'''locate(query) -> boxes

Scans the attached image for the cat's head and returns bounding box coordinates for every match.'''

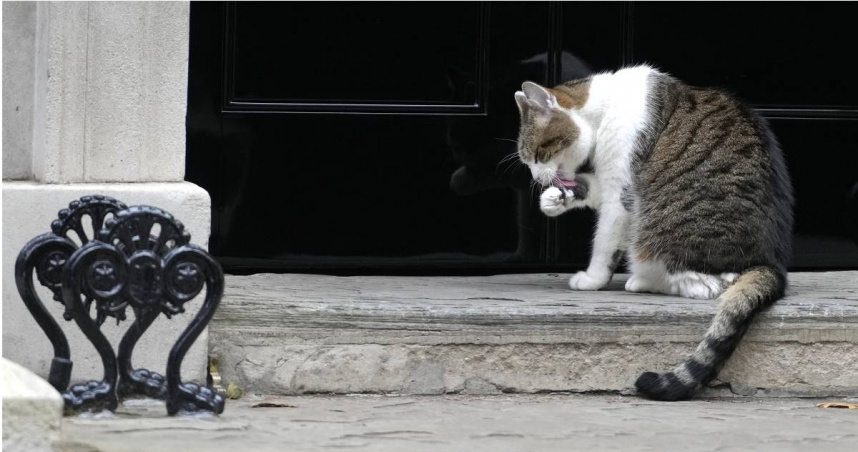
[515,81,594,187]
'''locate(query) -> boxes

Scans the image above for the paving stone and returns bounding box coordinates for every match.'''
[60,394,858,452]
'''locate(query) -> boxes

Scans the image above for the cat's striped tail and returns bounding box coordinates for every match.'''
[635,266,786,401]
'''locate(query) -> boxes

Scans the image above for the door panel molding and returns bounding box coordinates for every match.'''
[221,2,491,115]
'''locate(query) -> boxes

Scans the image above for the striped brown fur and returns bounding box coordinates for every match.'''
[631,73,793,400]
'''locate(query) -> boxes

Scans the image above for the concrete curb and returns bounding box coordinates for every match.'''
[2,357,63,452]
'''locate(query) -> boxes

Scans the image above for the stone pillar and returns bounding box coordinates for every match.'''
[2,2,210,384]
[2,1,38,180]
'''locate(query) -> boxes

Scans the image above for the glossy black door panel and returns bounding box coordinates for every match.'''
[632,3,858,110]
[226,2,487,113]
[560,2,625,77]
[769,119,858,268]
[218,115,523,262]
[189,2,564,273]
[187,2,858,274]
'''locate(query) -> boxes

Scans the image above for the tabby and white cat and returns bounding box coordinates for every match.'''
[515,65,794,401]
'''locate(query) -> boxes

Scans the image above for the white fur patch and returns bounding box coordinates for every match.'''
[568,66,653,290]
[625,259,672,295]
[539,187,567,217]
[624,257,737,301]
[668,272,725,300]
[721,272,739,284]
[569,270,609,291]
[529,65,675,293]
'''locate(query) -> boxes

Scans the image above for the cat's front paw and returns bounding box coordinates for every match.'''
[540,187,571,217]
[569,271,609,291]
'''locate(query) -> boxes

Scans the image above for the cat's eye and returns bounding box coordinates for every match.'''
[540,137,560,148]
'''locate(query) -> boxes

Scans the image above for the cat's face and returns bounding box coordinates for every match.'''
[515,82,593,187]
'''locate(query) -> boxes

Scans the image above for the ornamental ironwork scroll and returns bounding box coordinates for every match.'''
[15,195,225,415]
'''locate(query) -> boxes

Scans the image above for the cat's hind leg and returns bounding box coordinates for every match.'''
[626,255,738,300]
[624,259,674,295]
[668,272,737,300]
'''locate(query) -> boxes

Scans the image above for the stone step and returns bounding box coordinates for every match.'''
[210,272,858,397]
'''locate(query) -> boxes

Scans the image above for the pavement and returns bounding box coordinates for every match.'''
[60,394,858,452]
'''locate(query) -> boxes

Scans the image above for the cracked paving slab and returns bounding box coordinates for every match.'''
[60,394,858,452]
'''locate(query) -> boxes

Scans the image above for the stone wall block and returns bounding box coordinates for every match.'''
[84,2,189,182]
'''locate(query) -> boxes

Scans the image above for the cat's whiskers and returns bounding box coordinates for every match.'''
[493,137,519,144]
[497,152,524,178]
[528,179,540,199]
[497,151,520,166]
[498,162,519,178]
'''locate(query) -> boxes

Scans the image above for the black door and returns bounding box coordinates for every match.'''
[187,2,858,274]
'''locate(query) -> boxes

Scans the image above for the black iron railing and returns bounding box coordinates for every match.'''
[15,195,225,415]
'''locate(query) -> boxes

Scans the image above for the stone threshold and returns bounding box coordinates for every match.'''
[210,272,858,398]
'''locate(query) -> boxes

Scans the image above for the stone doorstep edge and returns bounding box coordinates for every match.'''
[208,340,858,398]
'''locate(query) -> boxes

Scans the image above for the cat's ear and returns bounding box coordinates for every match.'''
[522,81,558,109]
[514,91,529,115]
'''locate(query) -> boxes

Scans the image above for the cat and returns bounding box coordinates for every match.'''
[514,65,794,401]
